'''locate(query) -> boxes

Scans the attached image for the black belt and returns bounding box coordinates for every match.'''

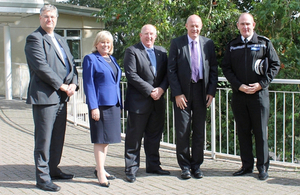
[191,79,203,83]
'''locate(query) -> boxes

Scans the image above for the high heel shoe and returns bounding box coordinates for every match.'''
[94,170,116,180]
[99,181,110,188]
[106,175,116,180]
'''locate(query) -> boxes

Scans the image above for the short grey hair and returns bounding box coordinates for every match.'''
[40,4,59,17]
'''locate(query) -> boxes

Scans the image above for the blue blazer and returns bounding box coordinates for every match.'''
[82,52,122,110]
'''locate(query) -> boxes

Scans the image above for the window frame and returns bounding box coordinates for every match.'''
[55,29,82,67]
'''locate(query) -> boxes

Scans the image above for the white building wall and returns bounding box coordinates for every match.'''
[0,12,103,98]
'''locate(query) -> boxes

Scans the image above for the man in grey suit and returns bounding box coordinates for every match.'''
[24,5,78,192]
[124,24,170,183]
[168,14,218,179]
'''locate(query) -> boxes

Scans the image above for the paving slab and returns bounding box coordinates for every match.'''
[0,97,299,194]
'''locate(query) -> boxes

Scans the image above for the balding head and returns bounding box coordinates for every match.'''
[185,15,203,40]
[140,24,157,48]
[237,13,256,38]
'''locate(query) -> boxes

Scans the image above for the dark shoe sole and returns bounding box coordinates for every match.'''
[94,170,116,180]
[36,183,61,192]
[125,175,136,183]
[99,181,110,187]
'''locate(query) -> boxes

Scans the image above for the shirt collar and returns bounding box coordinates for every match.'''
[141,42,154,50]
[241,34,253,42]
[48,33,55,38]
[187,35,199,44]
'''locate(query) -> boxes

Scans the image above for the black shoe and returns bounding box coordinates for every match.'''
[51,172,74,180]
[36,181,61,192]
[125,174,136,183]
[99,181,110,187]
[146,169,170,175]
[94,170,116,180]
[106,175,116,180]
[181,169,191,179]
[233,168,253,176]
[192,169,204,179]
[258,171,268,180]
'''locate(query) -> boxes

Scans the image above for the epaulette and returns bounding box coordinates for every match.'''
[257,35,270,42]
[228,37,239,45]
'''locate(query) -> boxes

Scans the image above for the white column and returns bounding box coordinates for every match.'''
[4,24,12,100]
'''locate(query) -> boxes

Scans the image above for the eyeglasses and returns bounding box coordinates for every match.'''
[41,15,57,19]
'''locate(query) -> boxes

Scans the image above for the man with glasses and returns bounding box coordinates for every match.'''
[25,4,78,191]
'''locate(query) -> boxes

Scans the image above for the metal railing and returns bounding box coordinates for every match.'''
[67,76,300,166]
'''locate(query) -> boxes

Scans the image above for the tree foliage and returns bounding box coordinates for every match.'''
[67,0,242,65]
[66,0,300,78]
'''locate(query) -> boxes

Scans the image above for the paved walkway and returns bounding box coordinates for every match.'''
[0,97,299,194]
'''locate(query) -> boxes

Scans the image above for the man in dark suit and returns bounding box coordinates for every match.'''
[124,24,170,183]
[168,14,218,179]
[24,5,78,192]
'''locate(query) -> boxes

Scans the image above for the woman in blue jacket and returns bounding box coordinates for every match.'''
[82,31,122,187]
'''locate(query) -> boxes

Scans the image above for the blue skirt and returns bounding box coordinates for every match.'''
[89,105,121,144]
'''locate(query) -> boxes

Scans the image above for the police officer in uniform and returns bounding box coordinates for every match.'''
[221,13,280,180]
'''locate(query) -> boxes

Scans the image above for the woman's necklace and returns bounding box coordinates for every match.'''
[103,56,111,63]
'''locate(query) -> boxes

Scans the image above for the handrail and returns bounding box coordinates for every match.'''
[66,76,300,167]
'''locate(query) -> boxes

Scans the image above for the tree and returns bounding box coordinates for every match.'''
[67,0,240,65]
[67,0,103,8]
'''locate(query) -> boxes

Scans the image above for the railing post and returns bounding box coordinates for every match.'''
[19,65,22,100]
[4,24,12,100]
[211,98,216,159]
[73,92,77,126]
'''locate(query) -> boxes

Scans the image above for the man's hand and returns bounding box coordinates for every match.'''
[59,84,68,92]
[150,87,164,100]
[175,94,188,110]
[60,83,77,97]
[239,83,262,94]
[66,84,77,97]
[206,95,213,108]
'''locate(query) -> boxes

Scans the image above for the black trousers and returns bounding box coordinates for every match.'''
[231,89,270,172]
[125,104,165,176]
[174,81,206,171]
[33,103,67,184]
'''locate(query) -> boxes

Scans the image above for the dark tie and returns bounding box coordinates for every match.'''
[244,38,248,44]
[147,48,156,75]
[191,40,200,82]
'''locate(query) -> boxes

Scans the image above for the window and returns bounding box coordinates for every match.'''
[55,29,82,67]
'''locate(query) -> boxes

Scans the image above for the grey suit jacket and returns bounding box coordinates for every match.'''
[168,34,218,101]
[124,42,168,114]
[25,26,78,105]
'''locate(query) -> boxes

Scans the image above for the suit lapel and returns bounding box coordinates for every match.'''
[55,34,74,79]
[153,46,160,76]
[182,35,191,68]
[56,35,70,65]
[199,36,206,71]
[138,43,155,77]
[45,34,65,65]
[94,52,117,82]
